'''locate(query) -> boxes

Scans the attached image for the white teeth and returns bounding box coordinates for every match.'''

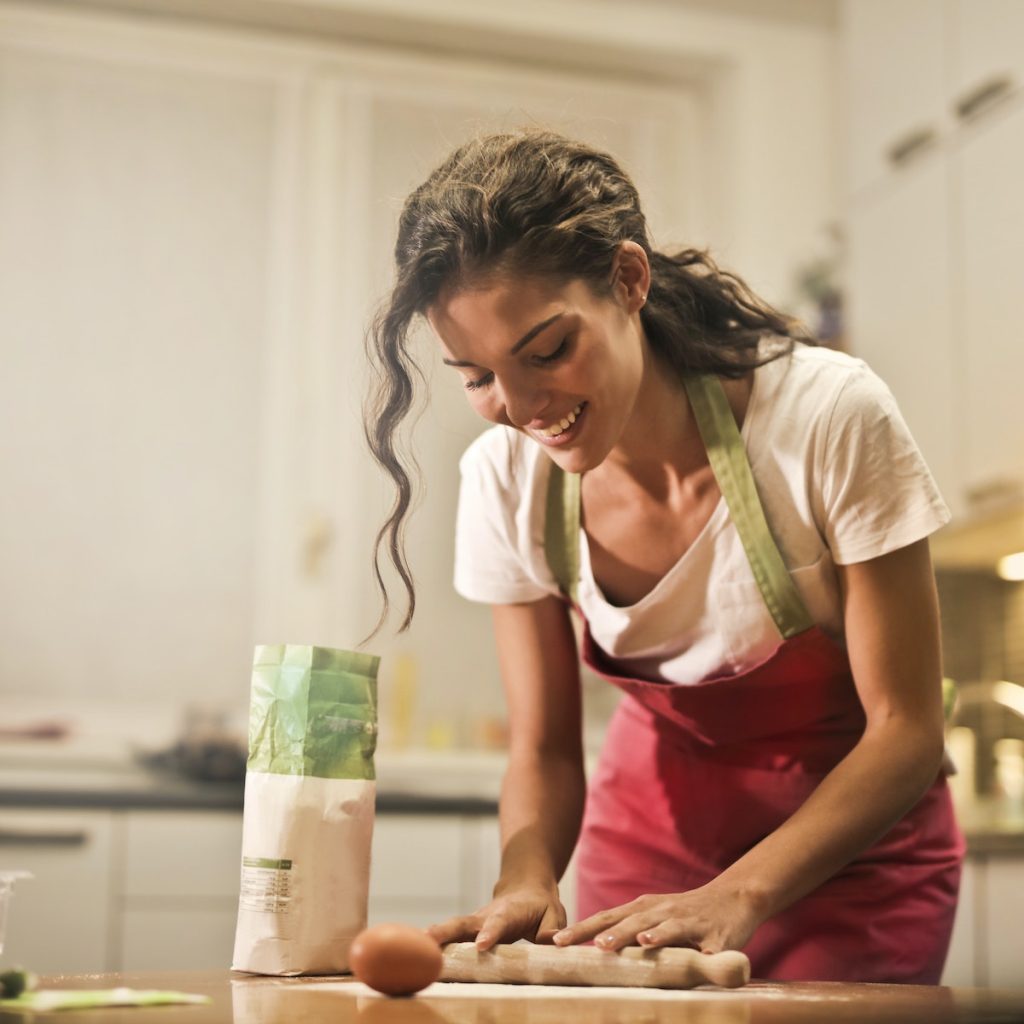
[540,403,583,437]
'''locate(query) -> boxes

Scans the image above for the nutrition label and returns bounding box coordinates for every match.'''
[239,857,293,914]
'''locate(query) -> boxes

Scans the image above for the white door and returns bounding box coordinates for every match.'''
[0,12,294,710]
[286,55,701,743]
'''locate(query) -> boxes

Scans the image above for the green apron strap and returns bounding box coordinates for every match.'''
[544,463,581,605]
[544,375,814,639]
[683,374,813,638]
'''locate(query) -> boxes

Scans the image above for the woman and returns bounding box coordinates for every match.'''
[365,130,964,983]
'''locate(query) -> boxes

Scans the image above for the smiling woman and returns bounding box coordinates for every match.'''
[362,129,964,985]
[365,131,805,629]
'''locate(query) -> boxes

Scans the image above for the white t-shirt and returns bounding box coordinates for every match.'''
[453,345,950,684]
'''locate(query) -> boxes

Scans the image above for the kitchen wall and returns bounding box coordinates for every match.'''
[0,0,840,750]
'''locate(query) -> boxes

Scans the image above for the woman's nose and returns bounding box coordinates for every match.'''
[500,378,549,429]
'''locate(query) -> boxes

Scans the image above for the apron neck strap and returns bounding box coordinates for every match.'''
[544,374,813,639]
[544,464,581,606]
[683,374,813,639]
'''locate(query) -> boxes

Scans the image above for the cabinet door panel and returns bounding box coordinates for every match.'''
[120,905,238,971]
[0,810,114,972]
[846,157,962,517]
[958,103,1024,502]
[984,857,1024,988]
[123,811,242,898]
[840,0,946,196]
[941,854,977,986]
[369,816,464,905]
[950,0,1024,110]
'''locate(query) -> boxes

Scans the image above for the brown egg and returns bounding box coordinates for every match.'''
[349,923,443,997]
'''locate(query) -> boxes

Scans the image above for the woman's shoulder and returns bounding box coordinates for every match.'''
[760,342,890,421]
[772,341,869,384]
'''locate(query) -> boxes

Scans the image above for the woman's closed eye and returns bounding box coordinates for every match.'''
[463,337,571,392]
[532,337,570,365]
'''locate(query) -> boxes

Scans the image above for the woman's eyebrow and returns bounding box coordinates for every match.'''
[442,311,565,368]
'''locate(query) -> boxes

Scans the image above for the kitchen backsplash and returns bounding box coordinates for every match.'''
[937,570,1024,684]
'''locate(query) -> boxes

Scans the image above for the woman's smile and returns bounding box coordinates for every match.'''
[530,401,587,446]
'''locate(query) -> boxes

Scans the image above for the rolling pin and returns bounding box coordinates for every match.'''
[439,942,750,990]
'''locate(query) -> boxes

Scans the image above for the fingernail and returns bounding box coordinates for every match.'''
[553,930,570,944]
[638,932,653,944]
[597,935,615,948]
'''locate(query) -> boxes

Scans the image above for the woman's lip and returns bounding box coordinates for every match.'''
[533,402,586,446]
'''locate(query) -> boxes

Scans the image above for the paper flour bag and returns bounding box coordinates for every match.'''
[232,643,378,975]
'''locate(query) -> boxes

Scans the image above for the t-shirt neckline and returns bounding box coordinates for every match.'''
[577,366,765,614]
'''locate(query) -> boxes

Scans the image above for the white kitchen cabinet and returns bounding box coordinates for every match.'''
[115,811,243,971]
[0,810,115,973]
[369,814,576,931]
[840,0,947,196]
[957,100,1024,507]
[948,0,1024,111]
[845,155,962,518]
[942,854,978,987]
[120,906,239,972]
[121,811,242,899]
[983,857,1024,988]
[369,814,472,928]
[842,0,1024,524]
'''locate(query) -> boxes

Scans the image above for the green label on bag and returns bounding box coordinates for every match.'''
[242,857,292,870]
[246,644,379,780]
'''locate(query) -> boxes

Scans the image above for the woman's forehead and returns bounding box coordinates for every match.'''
[428,277,584,346]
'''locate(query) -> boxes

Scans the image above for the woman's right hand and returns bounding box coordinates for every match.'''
[426,882,567,951]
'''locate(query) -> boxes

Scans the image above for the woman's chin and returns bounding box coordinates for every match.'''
[545,445,602,476]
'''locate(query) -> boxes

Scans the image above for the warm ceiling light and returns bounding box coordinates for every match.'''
[997,552,1024,581]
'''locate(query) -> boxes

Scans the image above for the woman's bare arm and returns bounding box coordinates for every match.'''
[429,595,586,949]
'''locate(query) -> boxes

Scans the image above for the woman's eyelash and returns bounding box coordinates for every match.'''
[462,337,570,392]
[534,338,569,364]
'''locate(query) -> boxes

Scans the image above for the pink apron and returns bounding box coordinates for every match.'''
[545,374,965,984]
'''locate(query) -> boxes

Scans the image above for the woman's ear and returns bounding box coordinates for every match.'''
[611,241,651,313]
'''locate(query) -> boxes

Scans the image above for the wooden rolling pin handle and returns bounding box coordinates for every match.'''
[439,942,751,990]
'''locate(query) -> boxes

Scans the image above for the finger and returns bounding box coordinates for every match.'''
[635,918,704,950]
[475,909,516,951]
[553,905,629,946]
[534,902,567,944]
[592,912,665,951]
[426,914,483,946]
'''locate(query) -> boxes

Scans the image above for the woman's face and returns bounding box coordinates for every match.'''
[427,271,648,474]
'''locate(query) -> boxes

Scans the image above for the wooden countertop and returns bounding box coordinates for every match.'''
[4,970,1023,1023]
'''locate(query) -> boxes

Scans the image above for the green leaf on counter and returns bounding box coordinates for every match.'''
[0,988,211,1012]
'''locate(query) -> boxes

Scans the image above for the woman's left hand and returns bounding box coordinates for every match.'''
[552,881,762,954]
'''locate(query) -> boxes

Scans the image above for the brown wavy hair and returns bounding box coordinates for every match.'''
[364,129,811,635]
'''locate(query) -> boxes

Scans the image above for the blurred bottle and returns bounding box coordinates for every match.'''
[994,737,1024,823]
[386,653,417,751]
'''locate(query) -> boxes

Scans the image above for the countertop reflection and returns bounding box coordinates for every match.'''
[5,970,1024,1024]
